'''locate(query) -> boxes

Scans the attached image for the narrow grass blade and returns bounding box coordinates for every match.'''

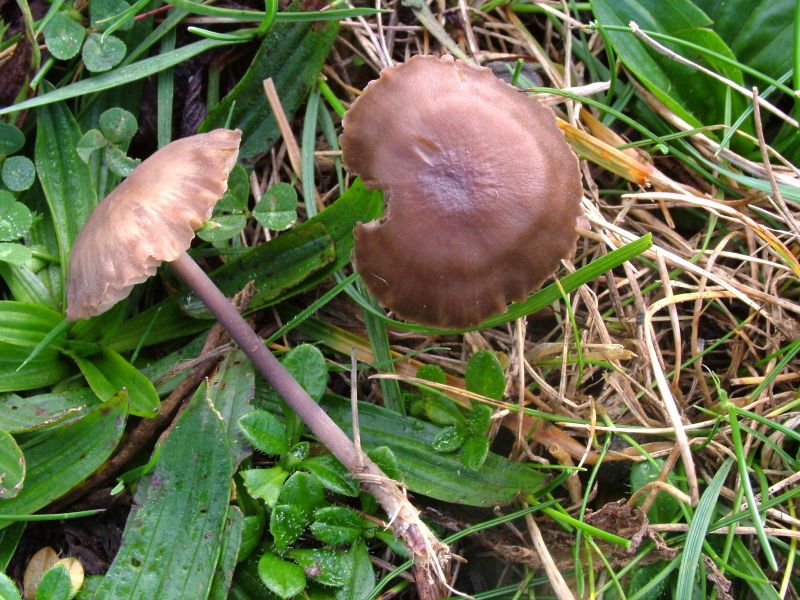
[676,458,734,598]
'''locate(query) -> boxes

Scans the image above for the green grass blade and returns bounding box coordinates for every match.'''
[676,458,733,598]
[0,39,234,116]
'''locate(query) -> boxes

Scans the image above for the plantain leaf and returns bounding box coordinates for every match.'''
[0,390,98,433]
[692,0,793,79]
[0,343,72,393]
[0,430,24,499]
[319,395,544,507]
[208,507,243,600]
[591,0,745,128]
[0,302,66,348]
[206,350,255,468]
[73,348,159,417]
[0,392,126,527]
[94,383,232,599]
[200,19,338,159]
[35,96,97,302]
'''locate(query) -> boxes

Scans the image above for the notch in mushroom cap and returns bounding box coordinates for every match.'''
[66,129,241,321]
[340,55,583,328]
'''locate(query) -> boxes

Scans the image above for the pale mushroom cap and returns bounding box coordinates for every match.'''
[340,55,583,328]
[66,129,241,321]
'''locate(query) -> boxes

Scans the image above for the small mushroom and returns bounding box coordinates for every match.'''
[66,129,447,576]
[340,55,583,328]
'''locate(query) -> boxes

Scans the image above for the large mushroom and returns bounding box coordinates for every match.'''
[340,55,583,328]
[67,129,447,582]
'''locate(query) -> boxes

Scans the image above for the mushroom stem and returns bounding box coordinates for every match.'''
[169,252,447,567]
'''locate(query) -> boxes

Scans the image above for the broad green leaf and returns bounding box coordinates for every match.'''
[208,507,243,600]
[319,394,545,507]
[300,454,359,497]
[467,404,492,435]
[1,157,36,192]
[0,572,21,600]
[215,165,249,213]
[336,540,375,600]
[196,215,247,243]
[591,0,745,127]
[240,466,289,508]
[98,107,137,143]
[0,244,31,266]
[0,123,24,156]
[82,33,126,73]
[692,0,793,79]
[431,425,465,453]
[102,145,139,177]
[35,96,97,298]
[465,351,505,401]
[630,460,681,523]
[417,364,462,426]
[287,549,349,587]
[0,261,54,307]
[0,343,72,392]
[35,565,72,600]
[0,392,126,527]
[43,13,85,60]
[238,514,265,564]
[207,350,255,469]
[75,130,107,163]
[238,410,288,456]
[0,193,33,241]
[310,507,369,546]
[200,19,338,159]
[278,471,325,517]
[461,434,490,471]
[73,348,159,417]
[0,301,65,347]
[0,430,24,499]
[270,504,307,551]
[254,183,298,231]
[258,551,306,599]
[280,345,328,402]
[95,384,232,599]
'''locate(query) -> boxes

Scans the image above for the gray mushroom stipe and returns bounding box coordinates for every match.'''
[340,55,584,328]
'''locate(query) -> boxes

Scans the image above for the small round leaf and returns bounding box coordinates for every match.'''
[2,156,36,192]
[216,164,249,213]
[44,13,85,60]
[90,0,134,31]
[0,122,24,156]
[196,214,247,242]
[76,129,107,163]
[0,572,21,600]
[99,107,137,143]
[253,183,297,231]
[0,243,32,266]
[82,33,126,73]
[103,145,140,177]
[0,191,33,240]
[258,551,306,599]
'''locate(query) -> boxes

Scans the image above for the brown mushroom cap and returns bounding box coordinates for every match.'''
[66,129,241,321]
[340,55,583,328]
